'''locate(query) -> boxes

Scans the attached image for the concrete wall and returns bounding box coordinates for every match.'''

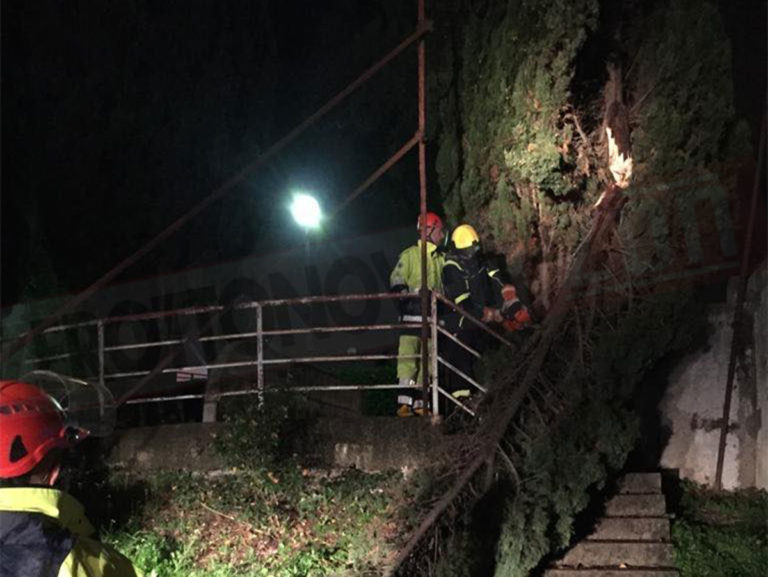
[107,417,455,474]
[660,264,766,489]
[752,265,768,489]
[108,422,225,471]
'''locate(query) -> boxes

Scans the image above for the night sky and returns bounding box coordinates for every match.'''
[1,0,765,307]
[1,1,422,306]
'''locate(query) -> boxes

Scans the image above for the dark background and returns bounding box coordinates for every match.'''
[1,0,764,307]
[1,1,424,306]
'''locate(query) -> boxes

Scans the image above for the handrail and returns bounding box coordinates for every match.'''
[3,293,416,339]
[13,290,520,420]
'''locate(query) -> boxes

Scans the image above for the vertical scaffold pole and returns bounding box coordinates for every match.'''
[417,0,430,410]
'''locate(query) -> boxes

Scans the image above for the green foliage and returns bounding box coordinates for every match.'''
[432,0,750,302]
[630,0,751,175]
[432,0,599,248]
[427,0,749,569]
[429,285,707,577]
[214,395,291,469]
[672,482,768,577]
[490,401,640,577]
[108,531,200,577]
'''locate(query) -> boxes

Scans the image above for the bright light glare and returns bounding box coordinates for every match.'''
[289,193,322,230]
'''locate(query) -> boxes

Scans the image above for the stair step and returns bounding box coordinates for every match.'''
[605,494,667,517]
[620,473,662,494]
[556,541,675,568]
[587,517,670,541]
[545,570,678,577]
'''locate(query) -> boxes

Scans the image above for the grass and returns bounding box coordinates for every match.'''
[672,481,767,577]
[102,466,409,576]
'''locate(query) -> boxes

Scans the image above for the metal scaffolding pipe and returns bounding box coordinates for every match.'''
[714,117,766,490]
[418,0,430,408]
[122,382,417,406]
[333,133,420,216]
[438,356,487,394]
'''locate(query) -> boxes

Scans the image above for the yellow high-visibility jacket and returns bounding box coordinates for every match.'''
[0,487,142,577]
[389,240,445,320]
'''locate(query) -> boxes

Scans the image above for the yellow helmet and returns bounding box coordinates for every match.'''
[451,224,480,249]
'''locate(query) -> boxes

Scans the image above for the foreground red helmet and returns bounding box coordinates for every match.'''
[417,212,443,231]
[0,380,74,479]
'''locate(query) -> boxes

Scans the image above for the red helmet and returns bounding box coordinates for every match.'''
[417,212,443,231]
[0,380,75,479]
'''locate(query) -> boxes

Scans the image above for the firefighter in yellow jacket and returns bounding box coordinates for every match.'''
[0,379,141,577]
[390,212,445,416]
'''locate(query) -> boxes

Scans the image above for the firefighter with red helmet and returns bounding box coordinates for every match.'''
[0,378,141,576]
[390,212,445,416]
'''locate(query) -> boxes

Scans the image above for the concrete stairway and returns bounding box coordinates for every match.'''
[544,473,678,577]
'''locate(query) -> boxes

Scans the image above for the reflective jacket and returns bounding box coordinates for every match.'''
[390,241,445,320]
[442,251,503,332]
[0,487,141,577]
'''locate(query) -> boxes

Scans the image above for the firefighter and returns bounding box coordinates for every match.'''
[441,224,530,404]
[390,212,445,416]
[0,379,142,577]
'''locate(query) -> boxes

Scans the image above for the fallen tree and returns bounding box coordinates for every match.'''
[387,1,750,573]
[386,181,635,575]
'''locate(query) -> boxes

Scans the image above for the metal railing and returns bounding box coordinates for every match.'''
[10,291,515,421]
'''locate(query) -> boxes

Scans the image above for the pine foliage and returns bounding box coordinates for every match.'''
[409,0,750,575]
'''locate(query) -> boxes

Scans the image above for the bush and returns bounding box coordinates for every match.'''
[672,482,768,577]
[215,394,292,470]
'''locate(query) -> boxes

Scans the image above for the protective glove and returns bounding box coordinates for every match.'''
[482,307,503,323]
[391,284,412,316]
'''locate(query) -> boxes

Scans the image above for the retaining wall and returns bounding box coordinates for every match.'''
[660,265,767,489]
[107,416,453,473]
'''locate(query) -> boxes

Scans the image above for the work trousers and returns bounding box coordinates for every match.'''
[440,327,481,397]
[397,334,432,384]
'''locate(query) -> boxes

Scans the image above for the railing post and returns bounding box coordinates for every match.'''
[256,303,264,407]
[202,381,220,423]
[430,290,439,420]
[97,321,105,389]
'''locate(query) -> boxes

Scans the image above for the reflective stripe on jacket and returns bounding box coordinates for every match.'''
[442,255,503,331]
[0,487,142,577]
